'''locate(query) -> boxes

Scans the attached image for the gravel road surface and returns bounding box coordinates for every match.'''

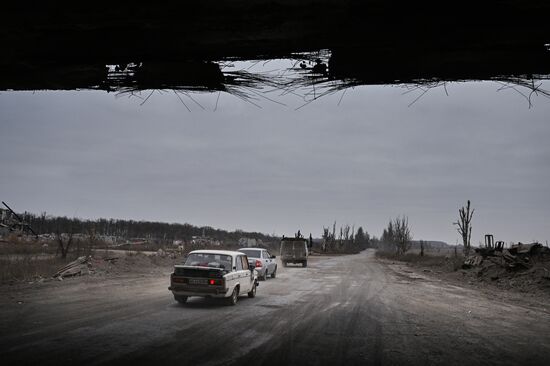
[1,249,549,365]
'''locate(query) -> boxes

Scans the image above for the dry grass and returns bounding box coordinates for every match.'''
[0,256,69,283]
[375,248,465,271]
[0,238,56,256]
[0,237,96,283]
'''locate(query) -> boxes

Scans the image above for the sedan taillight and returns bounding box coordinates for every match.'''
[255,259,262,268]
[171,276,186,284]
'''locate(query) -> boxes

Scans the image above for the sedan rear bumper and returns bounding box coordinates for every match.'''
[169,285,229,298]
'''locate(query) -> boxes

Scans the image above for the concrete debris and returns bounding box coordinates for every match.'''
[463,255,483,268]
[509,242,546,255]
[53,256,127,279]
[465,243,550,271]
[53,256,91,279]
[155,248,180,259]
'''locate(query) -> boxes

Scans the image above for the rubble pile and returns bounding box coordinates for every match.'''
[465,243,549,269]
[53,256,92,279]
[462,243,550,288]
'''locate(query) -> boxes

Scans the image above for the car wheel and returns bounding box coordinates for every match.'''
[174,295,188,304]
[271,266,277,278]
[247,283,257,298]
[260,270,267,281]
[302,261,307,267]
[227,287,239,306]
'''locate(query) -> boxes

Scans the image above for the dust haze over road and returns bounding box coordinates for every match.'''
[1,250,549,366]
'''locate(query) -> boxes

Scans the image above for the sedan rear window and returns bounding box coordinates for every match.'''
[184,253,232,269]
[239,249,261,258]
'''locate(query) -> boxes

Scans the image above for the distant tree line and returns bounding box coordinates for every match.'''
[17,211,277,244]
[321,222,374,253]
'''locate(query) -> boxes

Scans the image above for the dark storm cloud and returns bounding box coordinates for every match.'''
[1,80,549,244]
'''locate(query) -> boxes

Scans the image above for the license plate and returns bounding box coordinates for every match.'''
[189,278,207,285]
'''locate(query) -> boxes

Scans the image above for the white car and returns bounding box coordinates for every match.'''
[238,247,277,280]
[169,250,258,305]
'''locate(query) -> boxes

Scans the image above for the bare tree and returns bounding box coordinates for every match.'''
[322,226,332,252]
[331,221,336,251]
[392,216,412,256]
[454,200,474,256]
[343,225,351,243]
[56,230,74,259]
[342,224,352,251]
[355,226,369,249]
[379,220,394,252]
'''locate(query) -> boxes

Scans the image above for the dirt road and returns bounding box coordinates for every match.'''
[1,249,549,366]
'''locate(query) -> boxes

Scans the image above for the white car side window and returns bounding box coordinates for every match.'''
[241,256,249,270]
[236,256,243,271]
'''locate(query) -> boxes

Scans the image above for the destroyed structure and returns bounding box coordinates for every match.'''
[463,234,550,277]
[0,202,37,238]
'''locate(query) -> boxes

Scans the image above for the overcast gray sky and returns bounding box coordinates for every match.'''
[1,74,549,244]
